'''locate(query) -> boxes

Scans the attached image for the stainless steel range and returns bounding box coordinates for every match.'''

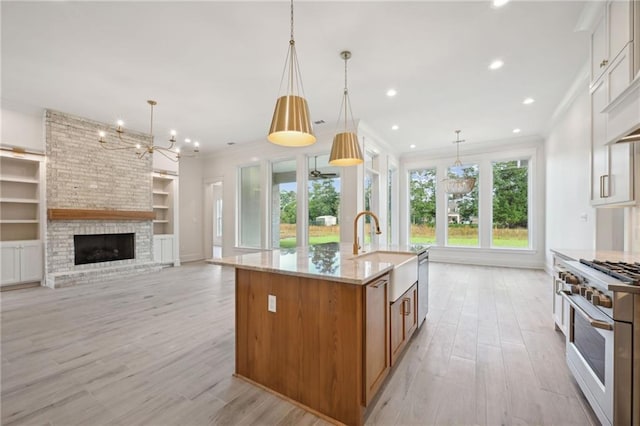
[553,255,639,426]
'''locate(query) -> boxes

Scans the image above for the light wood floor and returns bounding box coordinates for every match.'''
[1,262,598,425]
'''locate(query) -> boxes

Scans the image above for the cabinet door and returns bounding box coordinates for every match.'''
[607,0,632,63]
[390,297,405,366]
[607,44,633,103]
[0,245,21,285]
[607,142,635,204]
[19,242,42,283]
[161,236,174,263]
[153,236,163,262]
[364,275,390,406]
[403,284,418,340]
[591,11,607,83]
[591,78,609,205]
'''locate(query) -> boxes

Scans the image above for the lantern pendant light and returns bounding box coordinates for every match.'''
[267,0,316,147]
[443,130,476,194]
[329,50,363,166]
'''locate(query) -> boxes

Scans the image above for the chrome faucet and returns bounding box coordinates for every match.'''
[353,211,382,255]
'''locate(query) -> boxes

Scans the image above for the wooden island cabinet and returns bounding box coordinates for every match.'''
[210,243,425,426]
[235,268,390,425]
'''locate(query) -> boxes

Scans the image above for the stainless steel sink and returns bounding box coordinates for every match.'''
[352,251,417,301]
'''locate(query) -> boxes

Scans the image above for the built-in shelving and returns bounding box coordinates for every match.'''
[0,154,43,242]
[152,171,179,266]
[152,173,175,235]
[0,151,45,286]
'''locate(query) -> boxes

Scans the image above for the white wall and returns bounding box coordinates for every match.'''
[1,100,44,151]
[178,156,205,262]
[544,75,596,270]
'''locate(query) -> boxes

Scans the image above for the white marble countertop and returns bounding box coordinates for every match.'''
[207,243,430,285]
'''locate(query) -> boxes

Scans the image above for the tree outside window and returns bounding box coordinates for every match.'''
[492,159,528,248]
[409,168,436,244]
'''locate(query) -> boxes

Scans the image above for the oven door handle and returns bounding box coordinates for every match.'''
[560,291,613,331]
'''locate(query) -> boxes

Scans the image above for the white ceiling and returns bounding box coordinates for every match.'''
[2,1,588,155]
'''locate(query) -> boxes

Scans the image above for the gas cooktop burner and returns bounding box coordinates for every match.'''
[579,259,640,286]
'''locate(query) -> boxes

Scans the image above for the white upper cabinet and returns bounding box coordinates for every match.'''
[589,0,636,207]
[590,0,634,87]
[591,12,608,83]
[608,0,633,63]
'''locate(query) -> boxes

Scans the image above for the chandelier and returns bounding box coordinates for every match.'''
[443,130,476,195]
[267,0,315,146]
[98,100,199,162]
[329,50,363,166]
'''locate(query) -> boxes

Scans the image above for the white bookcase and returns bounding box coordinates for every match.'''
[152,172,179,266]
[0,150,45,286]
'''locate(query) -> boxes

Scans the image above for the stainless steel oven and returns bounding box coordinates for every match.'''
[555,258,636,426]
[562,291,615,424]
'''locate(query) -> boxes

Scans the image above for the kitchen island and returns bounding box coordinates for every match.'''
[208,243,426,425]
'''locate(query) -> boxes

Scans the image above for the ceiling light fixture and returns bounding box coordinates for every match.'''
[329,50,363,166]
[410,144,416,149]
[392,125,399,130]
[267,0,315,147]
[523,97,535,105]
[386,89,397,97]
[513,128,521,133]
[489,59,504,70]
[98,100,198,163]
[443,130,476,195]
[492,0,510,7]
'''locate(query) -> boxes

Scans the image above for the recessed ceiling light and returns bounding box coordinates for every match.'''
[386,89,397,97]
[492,0,510,7]
[489,59,504,70]
[392,125,399,130]
[523,97,535,105]
[513,128,521,133]
[410,144,416,149]
[184,138,191,143]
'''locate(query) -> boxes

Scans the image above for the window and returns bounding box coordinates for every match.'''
[272,159,297,248]
[446,164,479,246]
[238,165,261,248]
[387,166,396,245]
[364,150,379,244]
[308,154,340,245]
[409,168,436,244]
[492,159,529,248]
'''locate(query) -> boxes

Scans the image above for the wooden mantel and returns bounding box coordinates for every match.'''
[47,208,155,221]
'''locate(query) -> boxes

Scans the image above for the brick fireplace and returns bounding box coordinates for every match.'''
[45,110,161,288]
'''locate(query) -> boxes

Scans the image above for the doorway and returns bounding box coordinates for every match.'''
[211,180,223,258]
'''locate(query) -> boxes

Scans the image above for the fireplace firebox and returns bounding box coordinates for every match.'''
[74,233,135,265]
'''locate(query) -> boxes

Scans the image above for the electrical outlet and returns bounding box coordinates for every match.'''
[268,294,276,313]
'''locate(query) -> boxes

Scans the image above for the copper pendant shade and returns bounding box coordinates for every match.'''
[329,50,363,166]
[268,95,315,146]
[329,132,363,166]
[267,0,316,147]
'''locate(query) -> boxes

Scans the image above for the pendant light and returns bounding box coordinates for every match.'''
[329,50,363,166]
[267,0,315,147]
[443,130,476,194]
